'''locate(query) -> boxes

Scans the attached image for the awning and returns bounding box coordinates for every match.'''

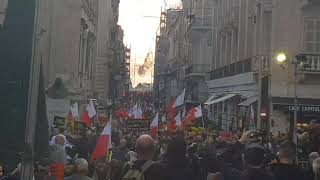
[208,94,238,105]
[204,94,217,105]
[238,96,258,106]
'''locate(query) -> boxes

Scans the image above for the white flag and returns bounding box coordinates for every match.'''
[182,106,186,118]
[86,100,97,118]
[173,89,185,108]
[194,105,202,118]
[175,111,182,127]
[150,113,159,128]
[70,102,79,117]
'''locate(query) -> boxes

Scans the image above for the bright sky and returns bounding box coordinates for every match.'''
[118,0,181,87]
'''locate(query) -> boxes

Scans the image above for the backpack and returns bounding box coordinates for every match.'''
[121,160,155,180]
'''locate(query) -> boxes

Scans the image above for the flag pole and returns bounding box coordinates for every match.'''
[201,105,205,129]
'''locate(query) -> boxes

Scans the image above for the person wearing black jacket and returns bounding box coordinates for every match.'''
[269,141,305,180]
[161,135,196,180]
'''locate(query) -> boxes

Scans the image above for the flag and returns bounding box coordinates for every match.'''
[82,111,91,127]
[173,89,185,108]
[150,113,159,139]
[91,121,112,160]
[129,104,143,119]
[175,111,182,127]
[70,102,79,117]
[167,100,176,121]
[181,105,202,128]
[86,100,96,118]
[182,106,186,118]
[194,105,202,118]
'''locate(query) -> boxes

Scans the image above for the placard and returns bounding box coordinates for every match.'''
[126,119,150,132]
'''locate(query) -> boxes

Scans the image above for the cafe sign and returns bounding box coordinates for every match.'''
[288,105,320,112]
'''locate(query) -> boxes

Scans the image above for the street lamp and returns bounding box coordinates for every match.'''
[276,53,287,63]
[275,52,298,145]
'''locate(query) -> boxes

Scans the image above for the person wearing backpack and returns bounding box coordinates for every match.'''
[121,135,164,180]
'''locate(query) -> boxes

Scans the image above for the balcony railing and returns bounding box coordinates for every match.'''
[185,64,210,77]
[187,17,212,31]
[297,54,320,72]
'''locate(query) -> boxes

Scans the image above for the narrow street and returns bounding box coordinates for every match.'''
[1,0,320,180]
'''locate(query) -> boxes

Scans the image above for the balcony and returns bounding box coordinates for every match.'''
[300,0,319,8]
[296,54,320,73]
[185,64,210,78]
[221,6,239,31]
[187,17,212,39]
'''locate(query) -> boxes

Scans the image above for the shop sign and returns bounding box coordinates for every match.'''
[288,105,320,112]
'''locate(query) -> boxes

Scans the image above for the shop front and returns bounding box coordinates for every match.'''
[272,97,320,133]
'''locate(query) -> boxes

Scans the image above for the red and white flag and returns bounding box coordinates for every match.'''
[86,100,97,118]
[82,111,92,127]
[91,121,112,160]
[173,89,185,108]
[150,113,159,139]
[181,105,203,128]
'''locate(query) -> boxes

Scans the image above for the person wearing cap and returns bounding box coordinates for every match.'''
[64,158,92,180]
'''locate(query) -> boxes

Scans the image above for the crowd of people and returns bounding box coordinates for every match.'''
[1,91,320,180]
[1,125,320,180]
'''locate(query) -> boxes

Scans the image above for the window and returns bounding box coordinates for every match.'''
[304,18,320,53]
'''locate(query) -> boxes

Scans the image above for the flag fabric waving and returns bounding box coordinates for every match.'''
[82,111,92,127]
[173,89,185,108]
[70,102,79,117]
[150,113,159,139]
[174,111,182,128]
[91,121,112,160]
[181,105,203,128]
[86,100,97,118]
[129,104,143,119]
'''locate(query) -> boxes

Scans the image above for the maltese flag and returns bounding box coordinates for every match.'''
[91,121,112,160]
[150,113,159,139]
[173,89,185,108]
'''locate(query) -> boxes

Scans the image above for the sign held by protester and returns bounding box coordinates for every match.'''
[126,119,150,132]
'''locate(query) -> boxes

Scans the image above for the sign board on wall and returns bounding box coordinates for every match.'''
[288,105,320,113]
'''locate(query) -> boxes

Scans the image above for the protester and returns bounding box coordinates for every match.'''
[313,157,320,180]
[92,161,108,180]
[269,141,305,180]
[49,135,67,165]
[121,134,164,180]
[161,135,196,180]
[305,152,320,180]
[241,144,275,180]
[64,158,92,180]
[113,139,129,162]
[0,164,5,180]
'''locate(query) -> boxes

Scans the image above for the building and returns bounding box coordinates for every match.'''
[38,0,99,100]
[154,0,215,109]
[183,0,213,103]
[154,9,184,109]
[95,0,120,103]
[206,0,320,132]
